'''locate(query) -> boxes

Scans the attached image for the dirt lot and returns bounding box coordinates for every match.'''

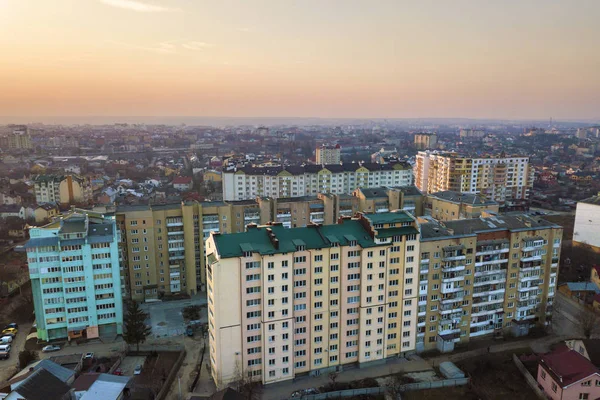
[128,351,181,395]
[120,355,146,376]
[455,348,536,400]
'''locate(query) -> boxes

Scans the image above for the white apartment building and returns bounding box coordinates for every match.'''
[573,194,600,251]
[316,144,341,164]
[414,151,533,209]
[223,162,413,201]
[205,211,420,387]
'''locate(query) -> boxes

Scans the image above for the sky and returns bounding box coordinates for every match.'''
[0,0,599,121]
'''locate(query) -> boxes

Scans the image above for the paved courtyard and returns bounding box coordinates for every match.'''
[140,293,208,339]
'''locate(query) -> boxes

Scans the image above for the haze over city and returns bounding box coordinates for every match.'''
[1,0,600,121]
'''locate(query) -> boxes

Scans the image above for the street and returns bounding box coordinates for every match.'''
[553,291,589,337]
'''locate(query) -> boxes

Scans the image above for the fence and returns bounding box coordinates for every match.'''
[296,378,469,400]
[512,354,546,400]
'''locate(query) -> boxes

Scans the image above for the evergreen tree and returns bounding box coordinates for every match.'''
[123,301,152,352]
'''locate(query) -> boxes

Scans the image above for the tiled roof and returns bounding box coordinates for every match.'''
[540,345,600,388]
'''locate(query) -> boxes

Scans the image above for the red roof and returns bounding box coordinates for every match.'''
[540,345,600,387]
[173,176,192,184]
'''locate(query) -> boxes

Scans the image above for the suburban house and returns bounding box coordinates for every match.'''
[34,203,59,223]
[173,176,193,191]
[0,204,25,220]
[537,345,600,400]
[558,282,600,306]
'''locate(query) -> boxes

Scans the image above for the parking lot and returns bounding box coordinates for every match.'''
[119,355,146,376]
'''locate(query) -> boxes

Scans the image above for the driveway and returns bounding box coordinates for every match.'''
[119,355,146,376]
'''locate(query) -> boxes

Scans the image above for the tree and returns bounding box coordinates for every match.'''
[123,301,152,352]
[577,309,599,339]
[18,350,38,368]
[232,360,262,400]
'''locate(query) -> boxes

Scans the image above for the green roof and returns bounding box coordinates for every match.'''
[212,219,381,259]
[375,226,419,238]
[362,211,414,225]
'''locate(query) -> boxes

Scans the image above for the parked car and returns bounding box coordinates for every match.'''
[4,323,17,330]
[0,336,12,344]
[0,352,9,360]
[113,368,123,376]
[134,365,142,375]
[84,352,94,359]
[1,328,17,336]
[42,345,61,353]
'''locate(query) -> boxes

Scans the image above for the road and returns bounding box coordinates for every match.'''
[0,323,32,383]
[553,292,587,337]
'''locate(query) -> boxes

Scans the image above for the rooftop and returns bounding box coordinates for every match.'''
[580,195,600,206]
[80,373,131,400]
[443,214,560,234]
[13,368,72,400]
[361,210,415,225]
[540,345,600,388]
[429,190,498,206]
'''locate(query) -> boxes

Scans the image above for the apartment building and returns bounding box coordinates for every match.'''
[33,174,92,205]
[0,125,32,150]
[414,133,437,150]
[222,162,413,201]
[24,210,123,341]
[414,151,534,209]
[206,211,420,387]
[418,214,561,353]
[427,190,499,221]
[315,144,341,164]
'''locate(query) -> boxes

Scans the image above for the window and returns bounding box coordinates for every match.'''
[551,382,557,393]
[579,394,589,400]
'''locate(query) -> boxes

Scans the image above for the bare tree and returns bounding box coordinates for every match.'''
[232,359,262,400]
[578,309,599,339]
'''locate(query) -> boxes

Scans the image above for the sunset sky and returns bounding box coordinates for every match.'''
[1,0,599,120]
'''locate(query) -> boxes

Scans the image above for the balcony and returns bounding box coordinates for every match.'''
[244,213,261,221]
[166,219,183,227]
[473,277,505,287]
[476,247,510,256]
[441,285,464,294]
[167,230,184,236]
[442,274,464,283]
[521,254,543,263]
[471,306,503,317]
[438,327,461,336]
[442,254,466,262]
[473,288,505,297]
[442,264,466,273]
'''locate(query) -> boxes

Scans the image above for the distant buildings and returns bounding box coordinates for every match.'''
[414,151,533,209]
[459,129,485,138]
[414,133,438,150]
[223,162,413,201]
[33,175,92,205]
[25,210,123,341]
[573,194,600,252]
[172,176,193,191]
[315,144,341,164]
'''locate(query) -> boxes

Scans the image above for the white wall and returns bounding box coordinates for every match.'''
[574,202,600,249]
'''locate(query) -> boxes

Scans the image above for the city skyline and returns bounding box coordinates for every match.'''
[1,0,599,121]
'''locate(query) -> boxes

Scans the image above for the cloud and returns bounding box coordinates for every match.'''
[181,41,214,51]
[99,0,177,12]
[108,40,177,54]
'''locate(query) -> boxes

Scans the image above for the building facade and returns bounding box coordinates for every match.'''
[315,144,341,164]
[223,162,413,201]
[206,211,420,387]
[33,175,92,205]
[414,151,533,209]
[25,211,123,341]
[418,214,561,352]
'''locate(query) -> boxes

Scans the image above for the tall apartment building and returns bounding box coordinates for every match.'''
[206,211,420,387]
[24,210,123,341]
[206,211,562,386]
[414,151,534,209]
[418,214,561,352]
[353,187,424,216]
[427,190,499,221]
[0,125,32,150]
[573,194,600,252]
[414,133,438,150]
[223,162,413,201]
[315,144,341,164]
[459,129,485,138]
[33,174,92,205]
[116,188,424,301]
